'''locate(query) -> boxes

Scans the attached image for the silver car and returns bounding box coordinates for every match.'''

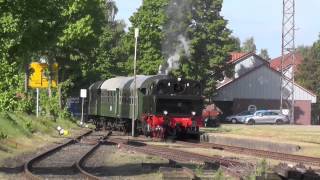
[244,110,289,125]
[226,111,254,124]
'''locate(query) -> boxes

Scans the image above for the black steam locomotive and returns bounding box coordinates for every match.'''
[87,75,204,138]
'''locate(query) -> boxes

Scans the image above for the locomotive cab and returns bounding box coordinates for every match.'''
[141,78,204,138]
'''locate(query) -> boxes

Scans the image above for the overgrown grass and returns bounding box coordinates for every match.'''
[0,112,78,139]
[0,112,81,163]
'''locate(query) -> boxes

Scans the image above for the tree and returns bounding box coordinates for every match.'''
[94,20,128,80]
[230,36,241,51]
[170,0,235,97]
[124,0,168,75]
[241,37,256,53]
[0,0,125,113]
[296,35,320,124]
[259,49,270,60]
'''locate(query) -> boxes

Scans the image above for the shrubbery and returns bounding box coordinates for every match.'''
[0,131,8,140]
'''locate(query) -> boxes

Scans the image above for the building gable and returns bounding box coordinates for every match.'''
[234,55,268,78]
[214,65,316,103]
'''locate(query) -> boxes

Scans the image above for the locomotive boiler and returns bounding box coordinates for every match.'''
[87,75,204,138]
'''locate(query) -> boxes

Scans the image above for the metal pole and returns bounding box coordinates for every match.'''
[132,28,139,137]
[291,0,296,124]
[280,0,296,124]
[36,88,39,117]
[81,97,84,124]
[280,0,285,114]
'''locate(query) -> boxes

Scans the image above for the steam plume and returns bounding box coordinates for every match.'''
[159,0,192,75]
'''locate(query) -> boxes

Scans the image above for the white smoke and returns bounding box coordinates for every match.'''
[178,35,190,57]
[159,0,192,75]
[162,35,190,74]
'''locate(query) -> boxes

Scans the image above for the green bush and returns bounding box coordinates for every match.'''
[0,61,25,112]
[24,120,36,133]
[16,95,35,114]
[195,164,204,175]
[0,131,8,140]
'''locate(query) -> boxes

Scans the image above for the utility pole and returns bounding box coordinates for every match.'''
[280,0,296,124]
[132,28,139,137]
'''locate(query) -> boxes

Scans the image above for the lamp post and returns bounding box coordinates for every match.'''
[132,28,139,137]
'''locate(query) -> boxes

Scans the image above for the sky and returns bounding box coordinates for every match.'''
[114,0,320,58]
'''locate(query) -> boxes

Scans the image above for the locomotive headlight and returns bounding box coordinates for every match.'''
[191,111,196,116]
[163,110,168,116]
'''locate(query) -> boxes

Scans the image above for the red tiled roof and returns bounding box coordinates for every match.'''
[270,52,303,72]
[228,52,253,63]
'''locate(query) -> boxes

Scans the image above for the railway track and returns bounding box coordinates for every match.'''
[176,141,320,167]
[24,130,110,180]
[109,138,253,179]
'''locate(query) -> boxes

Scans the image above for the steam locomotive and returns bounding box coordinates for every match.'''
[87,75,204,138]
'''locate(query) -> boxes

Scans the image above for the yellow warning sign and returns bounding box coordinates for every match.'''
[28,62,58,89]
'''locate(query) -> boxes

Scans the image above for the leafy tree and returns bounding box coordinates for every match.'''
[124,0,168,75]
[230,36,241,51]
[259,48,270,60]
[171,0,235,97]
[0,0,125,114]
[296,35,320,124]
[94,21,128,80]
[242,37,256,53]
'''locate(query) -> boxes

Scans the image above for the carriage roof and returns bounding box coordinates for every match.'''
[97,75,168,91]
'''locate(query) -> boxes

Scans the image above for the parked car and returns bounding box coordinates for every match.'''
[225,111,254,124]
[243,110,289,125]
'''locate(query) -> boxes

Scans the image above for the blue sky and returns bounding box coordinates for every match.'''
[114,0,320,58]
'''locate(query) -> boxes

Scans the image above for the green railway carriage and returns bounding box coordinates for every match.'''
[87,75,204,137]
[88,81,104,116]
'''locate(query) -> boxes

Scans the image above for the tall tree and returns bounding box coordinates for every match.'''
[259,48,270,60]
[230,36,241,52]
[124,0,168,75]
[296,35,320,124]
[241,37,256,53]
[171,0,235,97]
[0,0,124,112]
